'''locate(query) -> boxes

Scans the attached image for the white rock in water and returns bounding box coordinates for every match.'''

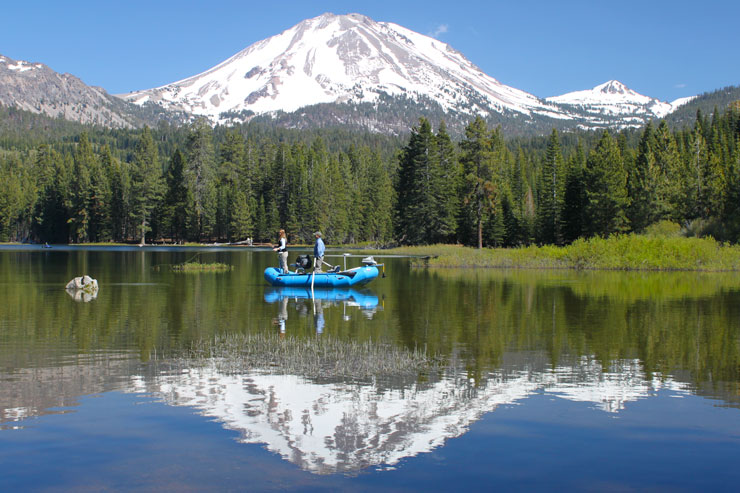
[65,275,99,293]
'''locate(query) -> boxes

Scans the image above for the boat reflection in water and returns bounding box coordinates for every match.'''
[264,287,381,334]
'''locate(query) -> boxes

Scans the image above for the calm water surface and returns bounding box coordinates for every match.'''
[1,246,739,491]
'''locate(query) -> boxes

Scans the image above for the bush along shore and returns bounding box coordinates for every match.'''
[375,234,740,271]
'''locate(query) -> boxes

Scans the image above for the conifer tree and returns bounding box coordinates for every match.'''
[433,120,460,243]
[653,121,684,222]
[584,131,629,236]
[230,188,253,241]
[131,127,164,245]
[361,150,394,244]
[536,129,566,244]
[162,149,189,242]
[561,142,587,243]
[185,121,216,240]
[627,122,659,232]
[68,133,94,242]
[0,157,23,242]
[34,145,70,243]
[89,144,112,242]
[459,117,497,248]
[109,155,131,242]
[395,117,438,244]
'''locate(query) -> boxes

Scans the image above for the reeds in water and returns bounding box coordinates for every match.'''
[175,333,435,380]
[170,262,233,273]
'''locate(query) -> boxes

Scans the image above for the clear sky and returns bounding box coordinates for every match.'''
[2,0,738,103]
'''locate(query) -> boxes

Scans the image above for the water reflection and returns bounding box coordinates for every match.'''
[130,356,692,474]
[264,287,381,335]
[2,349,695,474]
[1,248,739,479]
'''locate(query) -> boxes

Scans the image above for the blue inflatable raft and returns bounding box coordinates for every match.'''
[264,256,383,288]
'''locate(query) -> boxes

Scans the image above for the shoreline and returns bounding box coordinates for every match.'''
[4,234,740,272]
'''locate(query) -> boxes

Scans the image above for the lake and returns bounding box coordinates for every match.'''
[1,246,739,491]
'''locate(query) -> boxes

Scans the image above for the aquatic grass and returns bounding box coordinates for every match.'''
[170,262,233,273]
[174,333,436,379]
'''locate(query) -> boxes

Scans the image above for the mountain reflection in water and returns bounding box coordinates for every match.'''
[2,350,693,475]
[130,356,693,474]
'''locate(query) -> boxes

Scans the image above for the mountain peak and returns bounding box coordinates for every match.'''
[545,80,674,124]
[597,80,630,95]
[122,13,560,125]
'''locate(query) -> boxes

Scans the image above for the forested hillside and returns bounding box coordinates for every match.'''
[0,104,738,246]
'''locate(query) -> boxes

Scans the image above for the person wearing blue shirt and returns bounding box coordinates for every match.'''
[313,231,325,272]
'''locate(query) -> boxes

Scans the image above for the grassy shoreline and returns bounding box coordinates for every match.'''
[366,235,740,272]
[6,234,740,271]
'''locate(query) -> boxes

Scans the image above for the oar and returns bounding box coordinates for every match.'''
[311,258,315,293]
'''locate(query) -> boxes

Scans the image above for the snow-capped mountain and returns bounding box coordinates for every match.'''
[122,12,568,126]
[546,80,690,129]
[1,13,701,134]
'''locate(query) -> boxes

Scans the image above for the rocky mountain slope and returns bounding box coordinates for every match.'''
[0,54,182,128]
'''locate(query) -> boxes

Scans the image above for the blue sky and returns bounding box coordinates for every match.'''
[2,0,738,102]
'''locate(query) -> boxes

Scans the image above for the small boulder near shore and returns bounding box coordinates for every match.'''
[65,275,99,302]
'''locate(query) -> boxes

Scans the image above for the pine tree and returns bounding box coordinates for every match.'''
[560,142,587,243]
[627,122,659,232]
[68,133,94,242]
[433,120,460,243]
[536,129,566,244]
[89,144,112,242]
[185,121,216,240]
[108,153,131,243]
[130,127,164,245]
[362,150,394,244]
[34,145,70,243]
[230,188,253,241]
[584,131,629,236]
[459,117,497,248]
[395,118,438,244]
[653,121,684,223]
[162,149,189,242]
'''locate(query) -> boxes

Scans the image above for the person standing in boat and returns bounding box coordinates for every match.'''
[313,231,325,272]
[273,229,288,273]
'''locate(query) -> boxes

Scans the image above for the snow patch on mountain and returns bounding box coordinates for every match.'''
[546,80,678,126]
[122,13,567,124]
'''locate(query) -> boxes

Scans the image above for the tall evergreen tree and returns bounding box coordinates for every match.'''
[459,117,497,248]
[561,142,587,243]
[627,122,659,232]
[162,149,189,242]
[536,129,566,244]
[130,127,164,245]
[584,131,629,236]
[395,118,438,244]
[34,145,70,243]
[185,121,216,240]
[68,133,94,242]
[432,120,460,243]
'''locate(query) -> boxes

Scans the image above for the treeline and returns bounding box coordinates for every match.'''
[0,105,739,246]
[0,121,395,244]
[397,106,740,246]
